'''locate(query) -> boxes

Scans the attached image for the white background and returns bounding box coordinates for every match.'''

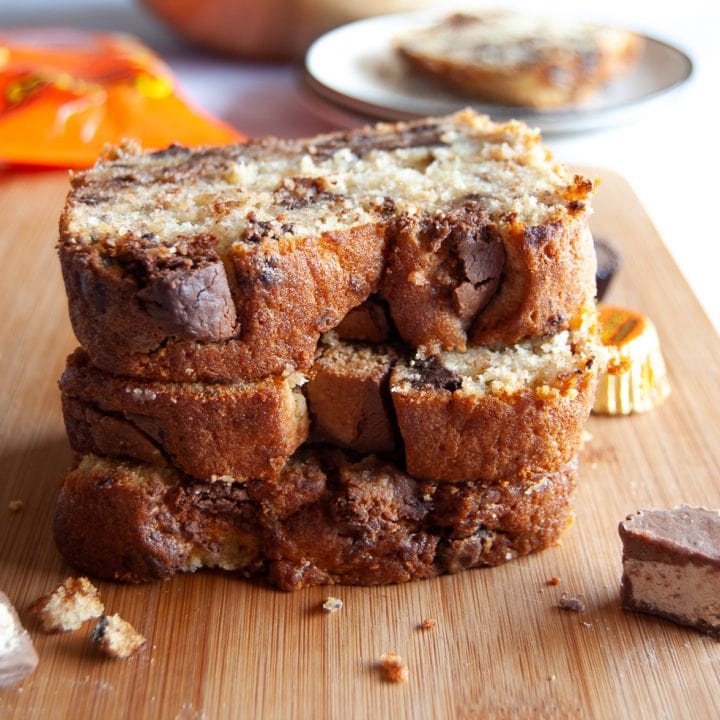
[3,0,719,333]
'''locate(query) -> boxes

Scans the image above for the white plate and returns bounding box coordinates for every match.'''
[304,9,694,134]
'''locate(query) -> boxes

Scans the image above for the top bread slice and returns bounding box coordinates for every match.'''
[395,11,643,109]
[59,110,595,382]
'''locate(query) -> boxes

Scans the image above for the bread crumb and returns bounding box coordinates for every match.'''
[558,592,586,612]
[92,614,146,659]
[321,596,343,613]
[381,652,409,683]
[30,577,104,632]
[7,500,23,512]
[546,576,561,586]
[419,617,437,630]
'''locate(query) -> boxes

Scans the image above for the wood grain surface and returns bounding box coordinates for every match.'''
[1,167,719,720]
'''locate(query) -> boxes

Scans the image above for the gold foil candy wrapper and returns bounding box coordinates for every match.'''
[593,306,670,415]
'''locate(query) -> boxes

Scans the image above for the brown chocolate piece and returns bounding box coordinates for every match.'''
[334,297,393,344]
[408,357,462,392]
[380,200,504,352]
[306,341,399,455]
[452,218,505,322]
[619,506,720,639]
[135,261,237,340]
[61,235,237,353]
[53,451,576,591]
[593,236,621,300]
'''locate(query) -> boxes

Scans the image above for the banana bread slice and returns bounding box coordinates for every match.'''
[395,11,643,109]
[305,311,598,481]
[59,110,594,382]
[60,348,308,482]
[391,313,599,483]
[53,451,577,591]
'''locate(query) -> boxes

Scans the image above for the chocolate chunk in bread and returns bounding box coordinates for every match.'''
[408,357,462,392]
[619,506,720,638]
[334,297,394,344]
[135,261,237,340]
[306,337,399,455]
[381,200,507,351]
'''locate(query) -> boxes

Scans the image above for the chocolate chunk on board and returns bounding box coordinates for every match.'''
[619,506,720,639]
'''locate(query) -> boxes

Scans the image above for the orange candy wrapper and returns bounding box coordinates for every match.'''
[0,28,244,168]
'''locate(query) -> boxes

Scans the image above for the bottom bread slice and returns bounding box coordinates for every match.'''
[54,451,577,591]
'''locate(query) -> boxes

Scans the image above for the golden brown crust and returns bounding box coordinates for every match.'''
[60,348,309,481]
[53,451,576,591]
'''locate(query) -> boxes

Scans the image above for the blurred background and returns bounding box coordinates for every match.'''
[2,0,718,331]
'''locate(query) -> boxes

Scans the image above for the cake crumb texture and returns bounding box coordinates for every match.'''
[92,613,146,659]
[30,577,104,632]
[381,652,409,683]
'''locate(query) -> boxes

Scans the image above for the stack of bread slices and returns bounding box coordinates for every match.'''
[54,110,600,591]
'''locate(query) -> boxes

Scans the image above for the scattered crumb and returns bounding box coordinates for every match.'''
[419,617,437,631]
[546,576,561,586]
[548,674,556,682]
[558,593,586,612]
[92,614,146,659]
[380,652,409,684]
[321,596,343,613]
[7,500,23,512]
[30,577,104,632]
[582,621,593,628]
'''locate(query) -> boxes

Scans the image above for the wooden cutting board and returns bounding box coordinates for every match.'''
[1,167,719,720]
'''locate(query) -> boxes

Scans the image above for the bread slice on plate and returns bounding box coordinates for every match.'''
[395,11,643,109]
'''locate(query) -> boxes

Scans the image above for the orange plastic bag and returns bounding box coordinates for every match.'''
[0,28,244,168]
